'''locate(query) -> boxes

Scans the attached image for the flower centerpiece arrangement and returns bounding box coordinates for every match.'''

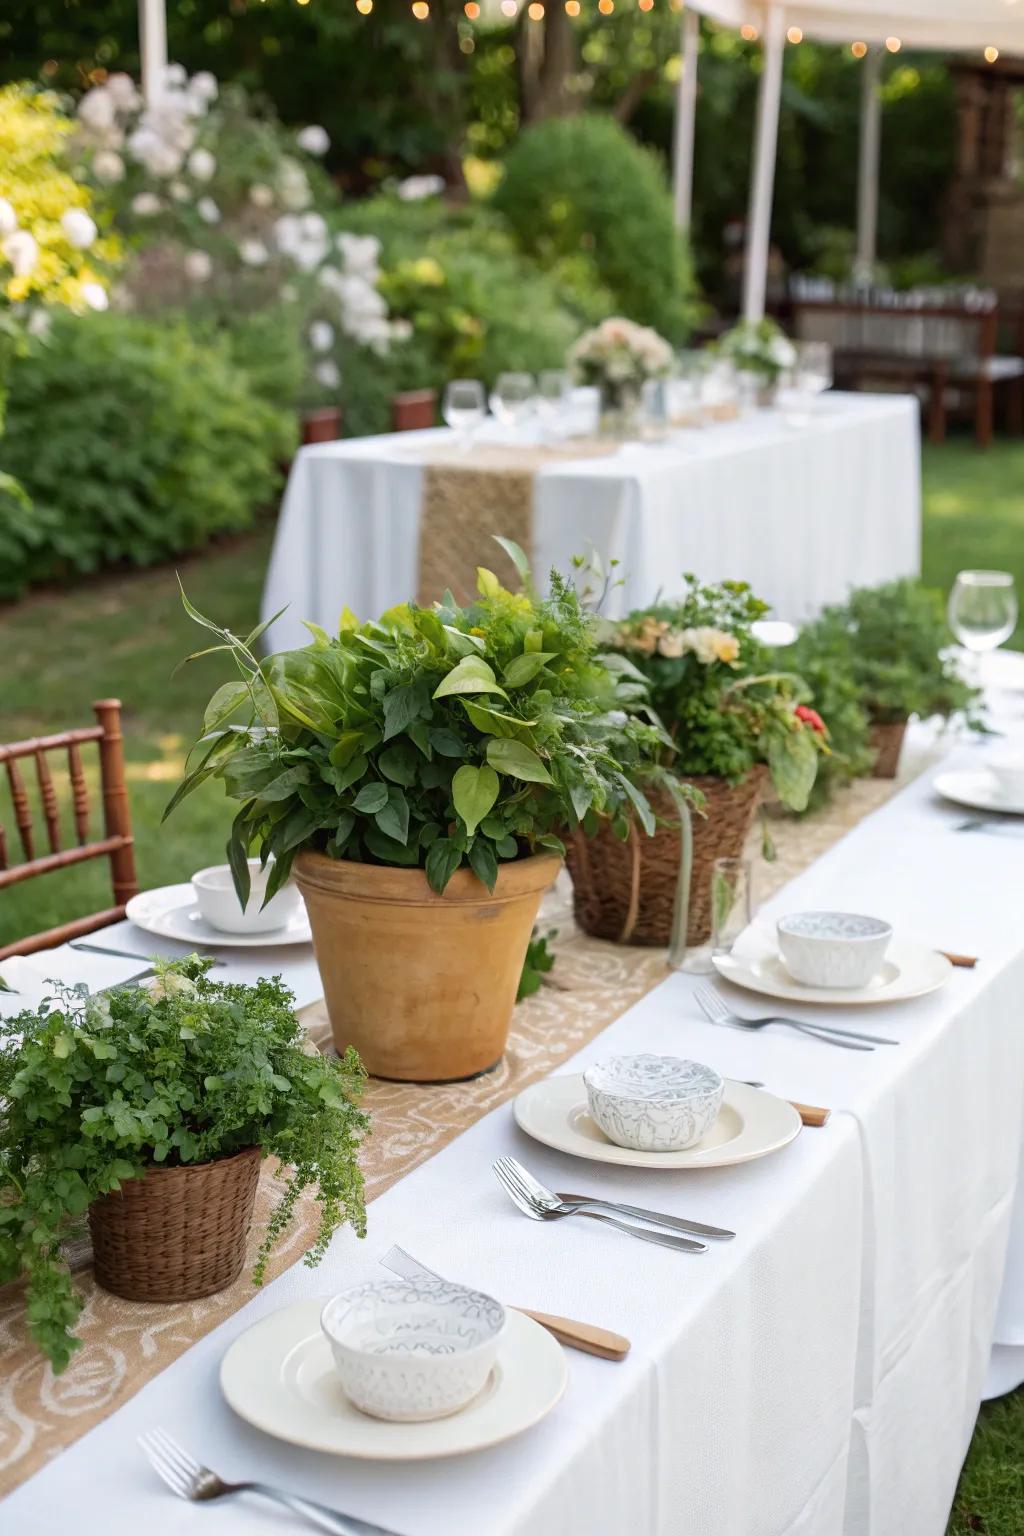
[790,578,984,779]
[0,959,367,1374]
[568,315,673,438]
[717,317,795,405]
[171,542,683,1081]
[567,578,828,946]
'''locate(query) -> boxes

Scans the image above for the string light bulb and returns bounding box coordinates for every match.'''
[528,1,544,16]
[598,0,614,13]
[740,23,758,40]
[638,0,654,10]
[464,1,480,14]
[500,0,517,13]
[985,45,1000,63]
[356,0,373,12]
[885,35,901,52]
[851,40,867,58]
[460,34,474,50]
[786,25,802,43]
[565,0,580,13]
[411,1,429,17]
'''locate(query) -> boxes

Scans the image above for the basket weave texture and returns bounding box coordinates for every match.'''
[88,1145,262,1303]
[565,768,768,948]
[869,720,907,780]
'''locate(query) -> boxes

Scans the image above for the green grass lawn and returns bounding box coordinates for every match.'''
[1,439,1023,1532]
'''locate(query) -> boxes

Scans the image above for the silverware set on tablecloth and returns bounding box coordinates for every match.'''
[693,983,898,1052]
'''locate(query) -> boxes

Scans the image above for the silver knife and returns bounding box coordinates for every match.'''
[555,1193,735,1240]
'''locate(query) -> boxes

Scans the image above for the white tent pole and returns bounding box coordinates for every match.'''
[855,47,883,281]
[139,0,168,104]
[672,7,700,231]
[742,3,786,323]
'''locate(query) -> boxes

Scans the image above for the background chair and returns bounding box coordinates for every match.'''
[0,699,138,960]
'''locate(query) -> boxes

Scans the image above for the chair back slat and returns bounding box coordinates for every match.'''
[0,701,139,960]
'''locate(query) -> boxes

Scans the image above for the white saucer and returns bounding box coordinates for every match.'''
[513,1075,801,1169]
[713,933,951,1006]
[933,769,1024,817]
[220,1299,566,1459]
[125,884,312,948]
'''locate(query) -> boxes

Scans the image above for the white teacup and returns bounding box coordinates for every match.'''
[191,859,302,935]
[987,753,1024,804]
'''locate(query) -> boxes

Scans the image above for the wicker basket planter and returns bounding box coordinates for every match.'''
[869,719,908,780]
[565,767,768,948]
[88,1145,262,1303]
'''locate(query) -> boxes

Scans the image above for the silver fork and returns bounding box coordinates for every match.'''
[138,1427,404,1535]
[695,985,894,1050]
[500,1155,734,1240]
[493,1157,708,1253]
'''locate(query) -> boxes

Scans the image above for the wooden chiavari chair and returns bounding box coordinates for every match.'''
[0,699,138,960]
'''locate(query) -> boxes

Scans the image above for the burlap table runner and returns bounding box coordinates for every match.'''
[415,440,617,606]
[0,775,900,1493]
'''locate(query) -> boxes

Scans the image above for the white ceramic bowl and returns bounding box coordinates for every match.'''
[583,1054,725,1152]
[191,859,302,935]
[776,911,893,990]
[987,752,1024,803]
[320,1279,506,1423]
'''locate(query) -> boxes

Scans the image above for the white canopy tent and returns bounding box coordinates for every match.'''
[674,0,1024,321]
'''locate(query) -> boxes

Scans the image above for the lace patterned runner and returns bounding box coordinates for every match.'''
[0,774,899,1494]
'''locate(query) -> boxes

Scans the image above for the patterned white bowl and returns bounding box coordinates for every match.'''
[776,911,893,990]
[583,1054,725,1152]
[320,1279,505,1423]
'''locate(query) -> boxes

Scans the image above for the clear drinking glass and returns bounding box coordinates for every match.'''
[490,371,536,433]
[948,570,1018,684]
[442,379,486,448]
[710,858,753,957]
[795,340,833,398]
[535,370,570,437]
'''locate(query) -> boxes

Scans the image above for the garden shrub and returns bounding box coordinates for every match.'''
[0,311,296,596]
[493,114,698,341]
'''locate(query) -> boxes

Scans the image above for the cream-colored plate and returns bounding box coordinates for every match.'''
[220,1300,567,1460]
[933,770,1024,817]
[713,933,951,1006]
[513,1075,800,1169]
[125,884,312,947]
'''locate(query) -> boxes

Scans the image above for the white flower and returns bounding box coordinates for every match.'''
[769,335,796,367]
[197,196,221,224]
[184,249,213,282]
[92,149,126,184]
[26,307,52,339]
[144,970,198,1001]
[315,359,341,389]
[127,125,183,178]
[61,208,98,249]
[238,238,269,267]
[395,174,445,202]
[2,230,38,277]
[188,70,219,104]
[336,231,381,277]
[0,197,17,237]
[169,179,190,201]
[297,124,330,156]
[131,191,162,216]
[105,72,141,111]
[81,281,109,311]
[391,318,413,343]
[78,85,117,133]
[187,147,216,182]
[309,320,335,353]
[249,182,274,209]
[277,157,311,211]
[657,629,686,659]
[163,62,188,87]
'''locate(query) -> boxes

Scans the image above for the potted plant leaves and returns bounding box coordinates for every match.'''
[792,579,983,779]
[0,958,367,1374]
[566,578,828,946]
[171,543,677,1082]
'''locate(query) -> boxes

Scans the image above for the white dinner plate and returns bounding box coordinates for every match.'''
[933,770,1024,817]
[712,933,951,1006]
[125,883,312,948]
[220,1299,567,1459]
[513,1075,801,1170]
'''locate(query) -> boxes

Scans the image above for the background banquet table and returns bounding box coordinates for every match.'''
[3,653,1023,1536]
[261,392,921,651]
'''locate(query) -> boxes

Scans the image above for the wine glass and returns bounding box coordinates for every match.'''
[490,372,535,435]
[442,379,486,450]
[535,370,570,438]
[948,570,1018,687]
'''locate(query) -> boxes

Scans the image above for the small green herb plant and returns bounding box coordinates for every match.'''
[170,541,682,906]
[517,928,558,1001]
[794,578,984,729]
[604,578,828,813]
[0,958,368,1373]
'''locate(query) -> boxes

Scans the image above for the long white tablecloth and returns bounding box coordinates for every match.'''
[3,656,1023,1536]
[261,393,921,652]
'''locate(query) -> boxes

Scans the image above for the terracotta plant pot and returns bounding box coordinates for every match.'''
[89,1145,261,1303]
[869,719,908,780]
[293,851,561,1082]
[566,769,768,948]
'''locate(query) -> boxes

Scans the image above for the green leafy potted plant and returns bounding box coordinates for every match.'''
[171,543,677,1082]
[793,579,983,779]
[0,958,367,1374]
[567,578,828,946]
[782,631,876,809]
[716,318,795,406]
